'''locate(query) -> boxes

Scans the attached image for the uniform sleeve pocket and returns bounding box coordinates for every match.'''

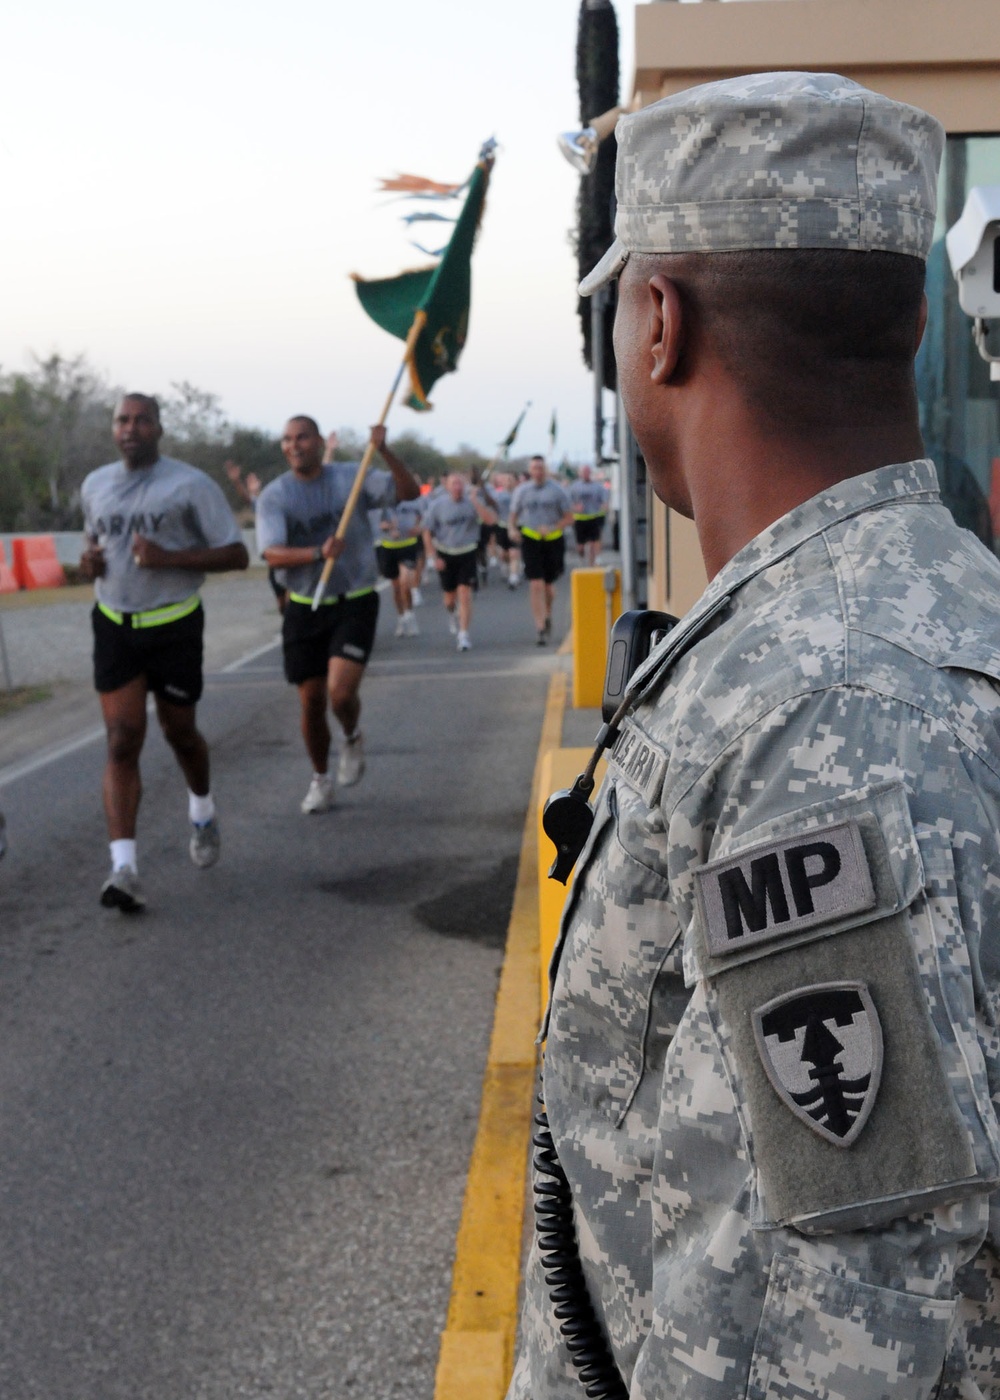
[747,1255,953,1400]
[700,785,1000,1231]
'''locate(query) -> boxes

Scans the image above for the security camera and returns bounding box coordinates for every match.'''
[946,185,1000,379]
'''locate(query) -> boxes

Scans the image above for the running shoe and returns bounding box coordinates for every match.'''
[395,614,407,637]
[457,630,472,652]
[190,817,221,868]
[411,586,423,607]
[448,612,458,635]
[508,575,519,590]
[301,774,335,814]
[337,732,366,787]
[403,611,420,636]
[543,615,552,637]
[536,629,548,647]
[100,865,146,913]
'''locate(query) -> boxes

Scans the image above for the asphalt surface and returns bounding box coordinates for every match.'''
[0,567,564,1399]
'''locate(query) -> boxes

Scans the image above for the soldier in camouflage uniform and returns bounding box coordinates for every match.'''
[509,72,1000,1400]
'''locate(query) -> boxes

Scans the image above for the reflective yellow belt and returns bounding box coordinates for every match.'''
[573,512,604,521]
[380,537,418,549]
[98,594,201,629]
[520,527,564,542]
[288,587,374,606]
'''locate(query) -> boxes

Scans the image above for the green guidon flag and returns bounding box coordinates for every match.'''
[353,152,493,410]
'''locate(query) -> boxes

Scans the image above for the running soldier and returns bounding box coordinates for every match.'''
[376,493,424,637]
[422,474,495,651]
[79,393,249,912]
[508,456,573,644]
[570,464,608,565]
[256,417,418,813]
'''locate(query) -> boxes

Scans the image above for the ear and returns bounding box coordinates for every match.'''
[648,274,683,384]
[915,291,928,353]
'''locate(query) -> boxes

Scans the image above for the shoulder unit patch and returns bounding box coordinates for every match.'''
[694,818,875,958]
[752,982,883,1147]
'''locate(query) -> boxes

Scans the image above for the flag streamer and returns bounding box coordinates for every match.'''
[354,141,495,412]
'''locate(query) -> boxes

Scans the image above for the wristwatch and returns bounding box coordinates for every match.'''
[313,545,323,562]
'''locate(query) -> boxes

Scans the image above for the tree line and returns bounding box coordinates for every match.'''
[0,352,532,532]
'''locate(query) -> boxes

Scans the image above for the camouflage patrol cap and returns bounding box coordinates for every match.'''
[579,70,944,295]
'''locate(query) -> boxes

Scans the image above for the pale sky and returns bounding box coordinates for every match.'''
[1,0,637,462]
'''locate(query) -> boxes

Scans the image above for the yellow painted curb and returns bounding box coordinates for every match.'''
[433,667,568,1400]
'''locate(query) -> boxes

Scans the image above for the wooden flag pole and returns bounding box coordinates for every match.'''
[311,309,427,610]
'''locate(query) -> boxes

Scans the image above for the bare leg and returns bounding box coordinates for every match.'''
[328,656,366,737]
[100,677,148,840]
[398,565,414,612]
[297,676,331,772]
[529,579,548,632]
[457,583,473,632]
[155,695,210,796]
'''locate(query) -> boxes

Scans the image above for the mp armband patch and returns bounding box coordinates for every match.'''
[694,820,875,958]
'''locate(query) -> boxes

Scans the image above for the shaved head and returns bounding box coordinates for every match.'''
[627,248,926,436]
[116,393,160,424]
[288,414,321,436]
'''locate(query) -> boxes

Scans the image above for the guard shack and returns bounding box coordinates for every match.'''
[627,0,1000,618]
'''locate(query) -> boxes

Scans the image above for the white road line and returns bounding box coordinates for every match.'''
[0,724,107,789]
[0,637,283,789]
[219,636,282,673]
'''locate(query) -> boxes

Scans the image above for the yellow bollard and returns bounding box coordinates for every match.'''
[537,747,608,1016]
[571,567,621,709]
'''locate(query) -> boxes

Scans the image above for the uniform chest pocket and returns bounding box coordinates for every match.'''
[547,785,683,1126]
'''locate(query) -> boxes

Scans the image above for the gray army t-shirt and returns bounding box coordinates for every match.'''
[572,479,608,516]
[376,496,425,543]
[256,463,396,596]
[509,479,571,535]
[81,455,242,613]
[422,492,482,553]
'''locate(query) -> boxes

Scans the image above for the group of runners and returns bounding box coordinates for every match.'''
[78,397,608,912]
[372,454,607,651]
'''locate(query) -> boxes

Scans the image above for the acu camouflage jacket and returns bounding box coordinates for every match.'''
[510,460,1000,1400]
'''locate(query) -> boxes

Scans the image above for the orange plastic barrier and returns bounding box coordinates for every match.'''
[12,535,66,590]
[0,542,17,593]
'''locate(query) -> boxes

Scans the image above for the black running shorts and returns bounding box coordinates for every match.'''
[438,549,479,593]
[92,603,205,705]
[282,591,379,683]
[521,535,566,584]
[376,543,419,581]
[573,516,605,546]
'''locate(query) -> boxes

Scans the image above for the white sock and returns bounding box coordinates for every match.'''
[110,839,137,872]
[188,791,216,825]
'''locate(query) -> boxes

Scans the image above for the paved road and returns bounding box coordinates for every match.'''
[0,570,564,1399]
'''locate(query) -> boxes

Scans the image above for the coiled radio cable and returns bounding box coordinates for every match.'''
[532,1089,628,1399]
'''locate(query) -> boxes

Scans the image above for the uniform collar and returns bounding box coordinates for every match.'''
[628,459,940,700]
